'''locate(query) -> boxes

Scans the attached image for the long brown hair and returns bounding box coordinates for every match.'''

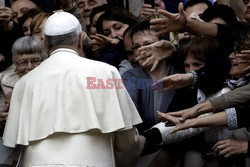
[30,12,49,35]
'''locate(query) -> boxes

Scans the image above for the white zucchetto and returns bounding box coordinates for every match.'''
[44,12,82,36]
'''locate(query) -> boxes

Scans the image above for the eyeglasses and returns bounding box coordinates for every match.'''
[243,0,250,5]
[16,58,41,68]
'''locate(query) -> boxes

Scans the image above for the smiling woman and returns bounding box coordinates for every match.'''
[0,37,47,164]
[12,36,47,77]
[30,12,49,45]
[96,7,137,40]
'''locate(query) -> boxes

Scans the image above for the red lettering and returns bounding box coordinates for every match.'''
[97,79,106,89]
[114,79,123,89]
[106,79,114,89]
[86,77,97,89]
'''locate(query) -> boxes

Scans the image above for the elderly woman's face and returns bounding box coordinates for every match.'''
[102,20,129,40]
[132,32,159,70]
[15,53,41,77]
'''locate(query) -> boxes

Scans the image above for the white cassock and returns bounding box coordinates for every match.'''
[3,48,142,167]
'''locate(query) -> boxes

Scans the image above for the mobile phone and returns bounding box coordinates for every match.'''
[144,0,154,8]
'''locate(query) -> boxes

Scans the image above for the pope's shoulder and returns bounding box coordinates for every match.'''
[80,57,118,72]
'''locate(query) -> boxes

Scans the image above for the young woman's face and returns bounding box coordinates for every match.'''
[102,20,129,39]
[32,17,47,45]
[184,55,205,72]
[229,52,248,79]
[22,17,32,36]
[90,11,104,35]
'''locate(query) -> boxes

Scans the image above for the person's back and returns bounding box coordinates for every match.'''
[3,11,144,167]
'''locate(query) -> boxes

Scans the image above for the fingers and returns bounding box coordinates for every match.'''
[243,66,250,73]
[171,124,185,133]
[152,75,178,91]
[94,34,111,41]
[150,59,159,72]
[138,45,152,53]
[142,3,154,8]
[141,56,153,67]
[241,50,250,54]
[136,50,152,61]
[150,17,166,26]
[178,2,185,16]
[90,35,104,43]
[94,34,120,45]
[156,111,179,124]
[140,3,155,17]
[180,112,193,121]
[157,9,172,19]
[213,140,233,158]
[141,8,155,17]
[179,106,199,121]
[0,8,12,21]
[168,110,185,117]
[150,23,166,30]
[236,53,250,60]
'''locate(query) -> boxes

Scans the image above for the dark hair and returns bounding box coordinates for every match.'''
[131,14,168,41]
[233,22,250,52]
[200,4,237,25]
[30,12,49,35]
[18,8,41,26]
[179,36,219,64]
[89,4,109,28]
[96,7,137,35]
[184,0,212,10]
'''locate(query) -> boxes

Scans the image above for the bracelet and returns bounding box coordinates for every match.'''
[189,70,198,89]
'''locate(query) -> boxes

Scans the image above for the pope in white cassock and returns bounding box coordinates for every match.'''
[2,12,145,167]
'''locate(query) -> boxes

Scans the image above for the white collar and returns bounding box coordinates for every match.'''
[50,48,79,57]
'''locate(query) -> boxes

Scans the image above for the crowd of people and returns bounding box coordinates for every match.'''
[0,0,250,166]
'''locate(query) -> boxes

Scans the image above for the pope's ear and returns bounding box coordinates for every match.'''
[77,32,83,51]
[43,40,50,54]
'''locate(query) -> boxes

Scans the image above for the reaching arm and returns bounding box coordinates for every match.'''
[150,3,218,37]
[136,40,176,72]
[157,110,227,133]
[210,82,250,112]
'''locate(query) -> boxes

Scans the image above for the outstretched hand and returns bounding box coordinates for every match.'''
[152,73,193,91]
[0,6,12,22]
[150,3,187,35]
[156,111,196,133]
[90,34,120,51]
[139,3,156,18]
[213,139,248,158]
[137,40,176,72]
[235,50,250,73]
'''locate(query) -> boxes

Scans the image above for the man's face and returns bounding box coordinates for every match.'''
[11,0,37,24]
[76,0,106,27]
[243,0,250,22]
